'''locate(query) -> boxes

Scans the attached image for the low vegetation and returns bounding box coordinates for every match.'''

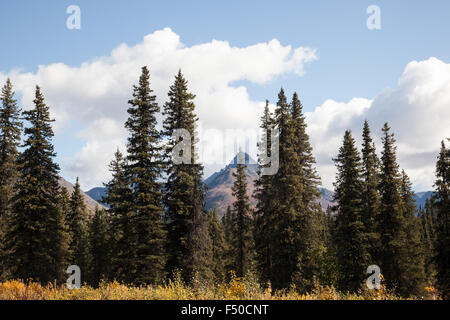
[0,274,441,300]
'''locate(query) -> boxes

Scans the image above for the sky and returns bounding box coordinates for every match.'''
[0,0,449,191]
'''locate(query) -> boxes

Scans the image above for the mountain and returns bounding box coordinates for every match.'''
[204,153,336,217]
[319,187,336,212]
[205,153,259,215]
[203,154,433,216]
[58,177,105,214]
[413,191,435,210]
[84,154,433,217]
[85,187,108,207]
[85,154,336,217]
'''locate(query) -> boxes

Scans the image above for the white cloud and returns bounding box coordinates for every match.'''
[306,57,450,191]
[0,28,317,190]
[1,28,448,192]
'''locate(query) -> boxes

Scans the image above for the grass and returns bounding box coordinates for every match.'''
[0,274,441,300]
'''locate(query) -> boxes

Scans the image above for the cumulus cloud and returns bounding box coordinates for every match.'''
[0,28,317,189]
[1,28,448,192]
[306,57,450,191]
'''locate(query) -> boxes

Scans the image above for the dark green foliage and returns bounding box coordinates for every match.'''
[125,66,167,285]
[163,70,211,283]
[290,92,328,292]
[103,149,134,284]
[58,187,71,221]
[260,88,302,289]
[434,139,450,298]
[185,177,213,285]
[5,86,69,284]
[397,171,426,296]
[254,100,275,284]
[255,89,327,291]
[207,209,226,282]
[321,207,339,287]
[0,79,22,281]
[222,205,235,277]
[378,123,405,291]
[332,130,371,292]
[361,120,381,261]
[378,123,426,297]
[89,207,111,286]
[230,152,254,277]
[67,177,90,283]
[419,197,437,284]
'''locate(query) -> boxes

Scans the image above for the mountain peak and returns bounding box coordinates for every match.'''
[227,152,257,168]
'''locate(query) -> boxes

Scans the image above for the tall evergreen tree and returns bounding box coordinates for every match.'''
[291,92,322,204]
[254,100,275,284]
[434,139,450,298]
[378,123,425,296]
[290,92,328,292]
[67,177,90,283]
[124,66,166,285]
[263,88,302,289]
[332,130,371,292]
[378,123,405,292]
[230,151,254,277]
[163,70,212,283]
[361,120,381,261]
[255,89,328,291]
[89,207,111,286]
[5,86,69,284]
[397,170,426,296]
[103,148,134,283]
[0,79,22,281]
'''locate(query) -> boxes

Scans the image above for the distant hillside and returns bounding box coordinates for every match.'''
[205,153,259,215]
[84,156,433,217]
[204,153,336,217]
[85,187,108,207]
[58,177,105,214]
[414,191,435,210]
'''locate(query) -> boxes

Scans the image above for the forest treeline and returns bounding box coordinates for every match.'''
[0,67,448,298]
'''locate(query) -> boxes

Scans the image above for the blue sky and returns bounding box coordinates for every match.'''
[1,1,449,190]
[2,0,450,108]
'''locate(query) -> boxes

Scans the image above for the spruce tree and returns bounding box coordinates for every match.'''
[265,88,303,289]
[124,66,166,285]
[290,92,328,292]
[5,86,69,284]
[255,89,327,291]
[322,207,339,287]
[67,177,90,283]
[254,100,275,284]
[58,186,71,222]
[332,130,371,292]
[291,92,322,204]
[361,120,381,262]
[231,151,254,277]
[103,148,134,283]
[378,123,424,296]
[89,207,111,286]
[378,123,405,292]
[222,205,235,277]
[207,209,226,282]
[397,170,426,296]
[0,79,22,281]
[163,70,212,283]
[419,197,437,284]
[434,139,450,298]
